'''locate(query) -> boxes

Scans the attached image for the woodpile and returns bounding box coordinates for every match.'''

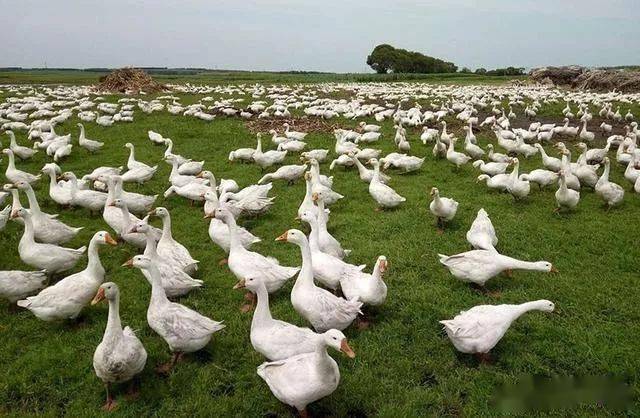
[96,67,166,93]
[530,66,640,92]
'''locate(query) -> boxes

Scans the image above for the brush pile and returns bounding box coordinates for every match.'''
[96,67,166,93]
[530,66,586,86]
[572,69,640,92]
[530,66,640,92]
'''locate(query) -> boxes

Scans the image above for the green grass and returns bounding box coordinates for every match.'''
[0,84,638,417]
[0,69,524,86]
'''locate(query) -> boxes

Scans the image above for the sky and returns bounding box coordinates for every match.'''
[1,0,638,72]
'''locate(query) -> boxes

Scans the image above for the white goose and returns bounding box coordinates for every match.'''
[534,144,562,172]
[472,160,510,176]
[299,210,364,291]
[17,231,116,319]
[506,158,530,200]
[350,153,389,184]
[0,270,47,303]
[203,191,261,256]
[61,172,108,213]
[123,143,152,170]
[124,255,224,373]
[6,131,37,159]
[258,164,307,185]
[339,255,388,307]
[310,191,351,259]
[555,170,580,212]
[214,207,299,303]
[233,276,318,361]
[368,158,405,210]
[257,328,354,417]
[91,282,147,411]
[254,133,288,169]
[151,207,199,274]
[129,221,203,297]
[595,157,624,208]
[41,163,73,206]
[438,249,557,286]
[429,187,458,229]
[109,198,161,249]
[279,229,362,332]
[466,208,497,250]
[283,123,308,140]
[440,300,555,360]
[13,180,82,244]
[77,123,104,152]
[3,149,40,184]
[446,138,472,169]
[487,144,511,163]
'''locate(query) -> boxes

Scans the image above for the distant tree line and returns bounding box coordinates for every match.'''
[366,44,458,74]
[470,67,525,76]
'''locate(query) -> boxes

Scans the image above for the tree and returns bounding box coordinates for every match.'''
[460,67,472,74]
[366,44,457,74]
[475,68,487,75]
[366,44,397,74]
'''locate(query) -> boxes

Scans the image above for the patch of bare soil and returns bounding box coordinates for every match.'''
[244,117,342,134]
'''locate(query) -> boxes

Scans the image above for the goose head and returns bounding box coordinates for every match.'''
[430,187,439,197]
[11,207,30,219]
[376,255,388,275]
[127,217,150,234]
[275,228,307,245]
[149,207,169,218]
[91,282,119,305]
[122,255,152,269]
[93,230,118,247]
[322,329,355,358]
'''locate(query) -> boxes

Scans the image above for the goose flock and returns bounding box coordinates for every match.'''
[0,81,639,414]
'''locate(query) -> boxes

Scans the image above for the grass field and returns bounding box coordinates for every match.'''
[0,76,638,417]
[0,69,524,86]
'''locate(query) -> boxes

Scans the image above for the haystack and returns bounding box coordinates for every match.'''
[96,67,166,93]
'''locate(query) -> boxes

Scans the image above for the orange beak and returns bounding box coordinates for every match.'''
[340,339,356,358]
[91,287,106,305]
[121,258,134,267]
[203,213,212,219]
[233,279,246,289]
[380,260,388,274]
[551,265,559,273]
[311,192,319,202]
[275,231,288,242]
[195,172,204,178]
[105,233,118,246]
[10,211,19,219]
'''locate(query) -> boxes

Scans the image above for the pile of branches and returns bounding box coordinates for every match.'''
[530,66,640,92]
[573,69,640,92]
[530,66,586,86]
[96,67,166,93]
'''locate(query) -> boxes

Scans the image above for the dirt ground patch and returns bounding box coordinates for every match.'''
[244,117,342,134]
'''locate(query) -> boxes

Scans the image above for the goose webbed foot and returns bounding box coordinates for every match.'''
[240,292,256,313]
[474,352,493,364]
[218,258,228,266]
[156,352,183,375]
[355,316,370,330]
[125,379,141,401]
[102,384,117,411]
